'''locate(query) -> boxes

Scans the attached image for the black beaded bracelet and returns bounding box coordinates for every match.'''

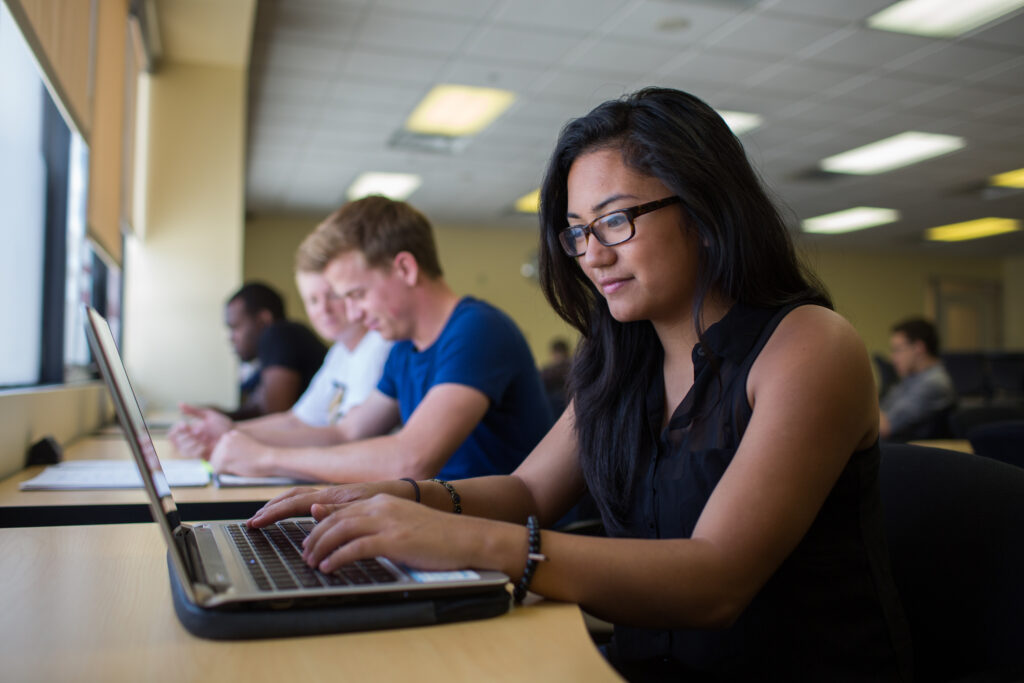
[513,515,546,603]
[430,478,462,514]
[399,477,420,503]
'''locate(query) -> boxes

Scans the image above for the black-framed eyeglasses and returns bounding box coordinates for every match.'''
[558,196,682,257]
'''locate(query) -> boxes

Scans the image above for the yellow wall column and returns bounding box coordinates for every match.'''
[123,62,247,412]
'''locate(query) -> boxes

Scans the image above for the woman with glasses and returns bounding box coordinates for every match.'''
[250,88,911,681]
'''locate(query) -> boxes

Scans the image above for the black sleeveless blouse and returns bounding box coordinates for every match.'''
[603,301,913,682]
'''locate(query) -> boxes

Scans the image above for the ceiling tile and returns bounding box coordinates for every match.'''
[761,0,894,23]
[354,7,478,55]
[494,0,632,33]
[532,69,635,104]
[896,43,1021,80]
[806,27,935,70]
[566,38,687,78]
[607,1,742,43]
[465,24,577,66]
[439,60,547,93]
[340,48,448,84]
[709,13,843,58]
[373,0,500,20]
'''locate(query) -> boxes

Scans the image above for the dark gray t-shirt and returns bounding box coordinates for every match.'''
[881,364,956,439]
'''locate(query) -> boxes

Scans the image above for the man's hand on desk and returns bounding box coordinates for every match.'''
[209,429,274,476]
[168,403,233,459]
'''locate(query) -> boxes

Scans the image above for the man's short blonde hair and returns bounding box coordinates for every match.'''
[295,196,443,277]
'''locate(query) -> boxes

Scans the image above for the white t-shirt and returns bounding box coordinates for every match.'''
[290,331,393,426]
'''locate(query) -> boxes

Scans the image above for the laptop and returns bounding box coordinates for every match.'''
[83,306,511,639]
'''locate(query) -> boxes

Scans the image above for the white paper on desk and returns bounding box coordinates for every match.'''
[19,459,211,490]
[215,473,316,487]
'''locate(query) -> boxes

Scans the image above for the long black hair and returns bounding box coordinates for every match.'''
[538,87,831,528]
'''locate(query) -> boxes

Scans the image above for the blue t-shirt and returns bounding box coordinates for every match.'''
[376,297,553,479]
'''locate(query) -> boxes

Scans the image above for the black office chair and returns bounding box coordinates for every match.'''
[949,405,1024,438]
[879,443,1024,682]
[966,420,1024,469]
[873,353,899,399]
[987,352,1024,403]
[941,352,992,404]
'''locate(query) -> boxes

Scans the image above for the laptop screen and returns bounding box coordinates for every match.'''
[84,306,183,530]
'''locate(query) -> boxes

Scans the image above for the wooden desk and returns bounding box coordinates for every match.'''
[0,437,300,527]
[907,439,974,454]
[0,524,621,682]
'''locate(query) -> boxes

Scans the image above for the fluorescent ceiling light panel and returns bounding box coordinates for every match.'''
[719,110,763,135]
[346,172,422,201]
[405,84,516,137]
[802,207,900,234]
[514,189,540,214]
[990,168,1024,189]
[820,131,964,175]
[926,218,1020,242]
[867,0,1024,37]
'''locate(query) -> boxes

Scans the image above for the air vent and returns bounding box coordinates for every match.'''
[389,130,470,155]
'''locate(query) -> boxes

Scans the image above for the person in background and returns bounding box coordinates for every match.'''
[170,258,391,459]
[249,88,911,682]
[218,282,326,420]
[539,337,572,415]
[880,317,956,441]
[206,196,552,484]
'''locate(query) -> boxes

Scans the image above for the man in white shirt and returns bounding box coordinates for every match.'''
[169,266,391,458]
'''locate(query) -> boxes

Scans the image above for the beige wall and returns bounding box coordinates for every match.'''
[801,246,1009,358]
[0,384,110,479]
[244,215,577,365]
[1004,255,1024,349]
[245,221,1023,372]
[122,62,248,412]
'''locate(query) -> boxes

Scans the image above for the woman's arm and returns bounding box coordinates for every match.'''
[299,307,879,629]
[248,404,586,526]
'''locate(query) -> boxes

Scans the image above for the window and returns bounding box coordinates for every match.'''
[0,3,45,386]
[0,3,121,389]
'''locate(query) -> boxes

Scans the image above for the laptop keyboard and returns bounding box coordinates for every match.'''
[226,521,399,592]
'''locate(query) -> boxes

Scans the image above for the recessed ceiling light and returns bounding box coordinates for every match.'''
[514,189,540,214]
[990,167,1024,189]
[926,217,1021,242]
[820,132,965,175]
[405,84,516,138]
[802,207,900,234]
[718,110,763,135]
[346,172,422,201]
[867,0,1024,38]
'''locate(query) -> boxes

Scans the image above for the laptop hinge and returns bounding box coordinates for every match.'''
[174,524,217,601]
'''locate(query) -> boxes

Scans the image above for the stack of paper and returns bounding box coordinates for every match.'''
[19,460,211,490]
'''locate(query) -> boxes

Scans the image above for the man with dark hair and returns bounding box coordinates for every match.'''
[207,196,552,483]
[223,281,326,419]
[879,317,956,440]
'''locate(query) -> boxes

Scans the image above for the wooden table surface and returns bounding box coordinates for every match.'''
[0,523,621,682]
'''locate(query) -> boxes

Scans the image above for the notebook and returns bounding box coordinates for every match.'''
[19,459,210,490]
[83,306,511,639]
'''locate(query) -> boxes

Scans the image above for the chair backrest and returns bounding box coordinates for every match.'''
[987,353,1024,398]
[949,405,1024,438]
[941,352,991,402]
[873,353,899,398]
[967,420,1024,468]
[879,443,1024,682]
